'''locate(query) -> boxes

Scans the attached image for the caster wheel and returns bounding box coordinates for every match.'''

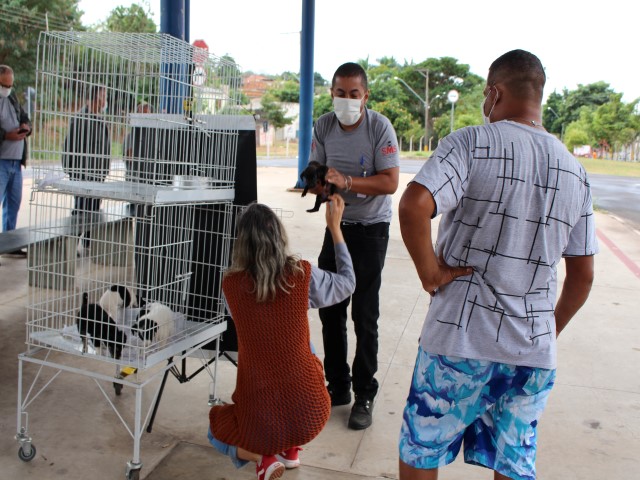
[18,444,36,462]
[114,382,123,396]
[126,468,140,480]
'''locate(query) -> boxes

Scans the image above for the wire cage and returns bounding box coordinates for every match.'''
[16,31,248,477]
[26,193,233,370]
[31,31,244,202]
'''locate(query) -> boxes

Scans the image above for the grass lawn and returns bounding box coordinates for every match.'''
[401,152,640,178]
[576,157,640,177]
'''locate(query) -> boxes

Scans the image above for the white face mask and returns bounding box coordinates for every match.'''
[481,88,498,125]
[0,86,11,98]
[102,101,108,113]
[333,97,363,126]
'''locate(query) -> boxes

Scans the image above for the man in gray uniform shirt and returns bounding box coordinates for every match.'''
[309,62,400,430]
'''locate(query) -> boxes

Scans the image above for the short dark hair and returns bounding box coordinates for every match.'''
[0,65,14,76]
[488,49,546,101]
[332,62,368,90]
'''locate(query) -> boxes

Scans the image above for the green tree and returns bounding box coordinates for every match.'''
[259,91,292,129]
[374,97,422,145]
[543,90,566,137]
[563,82,614,124]
[273,80,299,103]
[314,72,328,88]
[103,3,156,33]
[563,109,594,153]
[216,54,242,86]
[0,0,83,96]
[313,91,332,120]
[590,95,640,153]
[450,83,484,128]
[392,57,484,148]
[366,66,423,145]
[546,83,639,156]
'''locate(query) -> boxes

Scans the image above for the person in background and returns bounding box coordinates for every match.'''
[62,84,110,215]
[309,61,400,430]
[208,196,355,480]
[397,49,597,480]
[0,64,31,257]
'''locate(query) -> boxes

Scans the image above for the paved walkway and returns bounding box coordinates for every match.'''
[0,166,638,479]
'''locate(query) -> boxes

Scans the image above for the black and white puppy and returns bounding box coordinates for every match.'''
[77,292,127,360]
[99,285,137,322]
[300,160,337,213]
[131,302,175,347]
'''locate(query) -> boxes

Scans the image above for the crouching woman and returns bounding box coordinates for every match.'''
[208,194,354,480]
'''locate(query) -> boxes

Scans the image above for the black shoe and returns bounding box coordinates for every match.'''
[348,397,373,430]
[327,386,351,407]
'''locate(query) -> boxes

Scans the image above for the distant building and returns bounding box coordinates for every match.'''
[242,74,273,99]
[241,74,299,147]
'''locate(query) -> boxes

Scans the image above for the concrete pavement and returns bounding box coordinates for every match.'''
[0,165,638,479]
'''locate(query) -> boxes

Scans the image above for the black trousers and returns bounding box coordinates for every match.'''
[318,221,389,401]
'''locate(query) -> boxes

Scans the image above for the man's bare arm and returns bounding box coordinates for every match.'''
[555,255,595,335]
[399,182,472,294]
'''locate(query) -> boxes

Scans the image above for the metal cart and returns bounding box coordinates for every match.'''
[16,31,248,479]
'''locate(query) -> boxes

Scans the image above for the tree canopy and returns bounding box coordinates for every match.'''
[259,56,638,154]
[0,0,83,96]
[102,3,156,33]
[2,1,637,157]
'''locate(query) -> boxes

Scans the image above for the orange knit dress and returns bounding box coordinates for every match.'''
[209,260,331,455]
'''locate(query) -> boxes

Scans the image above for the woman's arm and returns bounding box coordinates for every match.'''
[308,195,356,308]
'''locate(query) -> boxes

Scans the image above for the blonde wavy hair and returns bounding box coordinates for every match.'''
[226,203,303,302]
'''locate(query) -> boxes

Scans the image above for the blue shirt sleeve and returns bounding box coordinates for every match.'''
[308,242,355,309]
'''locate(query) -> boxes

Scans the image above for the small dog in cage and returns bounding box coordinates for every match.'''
[300,161,337,213]
[131,302,175,347]
[99,285,138,323]
[77,292,128,360]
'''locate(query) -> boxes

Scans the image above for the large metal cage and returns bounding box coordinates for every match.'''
[26,194,233,369]
[31,30,243,199]
[17,31,248,479]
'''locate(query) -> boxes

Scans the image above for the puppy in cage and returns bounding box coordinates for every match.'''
[208,196,355,479]
[77,292,127,360]
[99,285,138,324]
[130,302,175,347]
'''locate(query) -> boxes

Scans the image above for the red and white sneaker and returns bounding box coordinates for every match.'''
[256,455,285,480]
[275,446,302,469]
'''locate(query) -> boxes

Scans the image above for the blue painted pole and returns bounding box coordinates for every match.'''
[160,0,185,40]
[160,0,187,114]
[296,0,314,188]
[184,0,190,42]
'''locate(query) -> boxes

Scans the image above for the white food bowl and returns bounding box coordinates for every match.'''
[172,175,211,189]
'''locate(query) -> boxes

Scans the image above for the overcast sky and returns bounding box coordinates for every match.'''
[78,0,640,103]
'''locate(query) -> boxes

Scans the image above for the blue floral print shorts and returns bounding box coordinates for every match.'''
[399,346,556,480]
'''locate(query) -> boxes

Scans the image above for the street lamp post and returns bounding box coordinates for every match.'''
[394,76,431,151]
[418,69,429,148]
[547,106,565,141]
[447,90,459,133]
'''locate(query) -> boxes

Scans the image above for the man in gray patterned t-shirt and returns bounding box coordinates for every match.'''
[398,50,597,480]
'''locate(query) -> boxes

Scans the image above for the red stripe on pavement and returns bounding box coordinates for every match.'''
[596,229,640,279]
